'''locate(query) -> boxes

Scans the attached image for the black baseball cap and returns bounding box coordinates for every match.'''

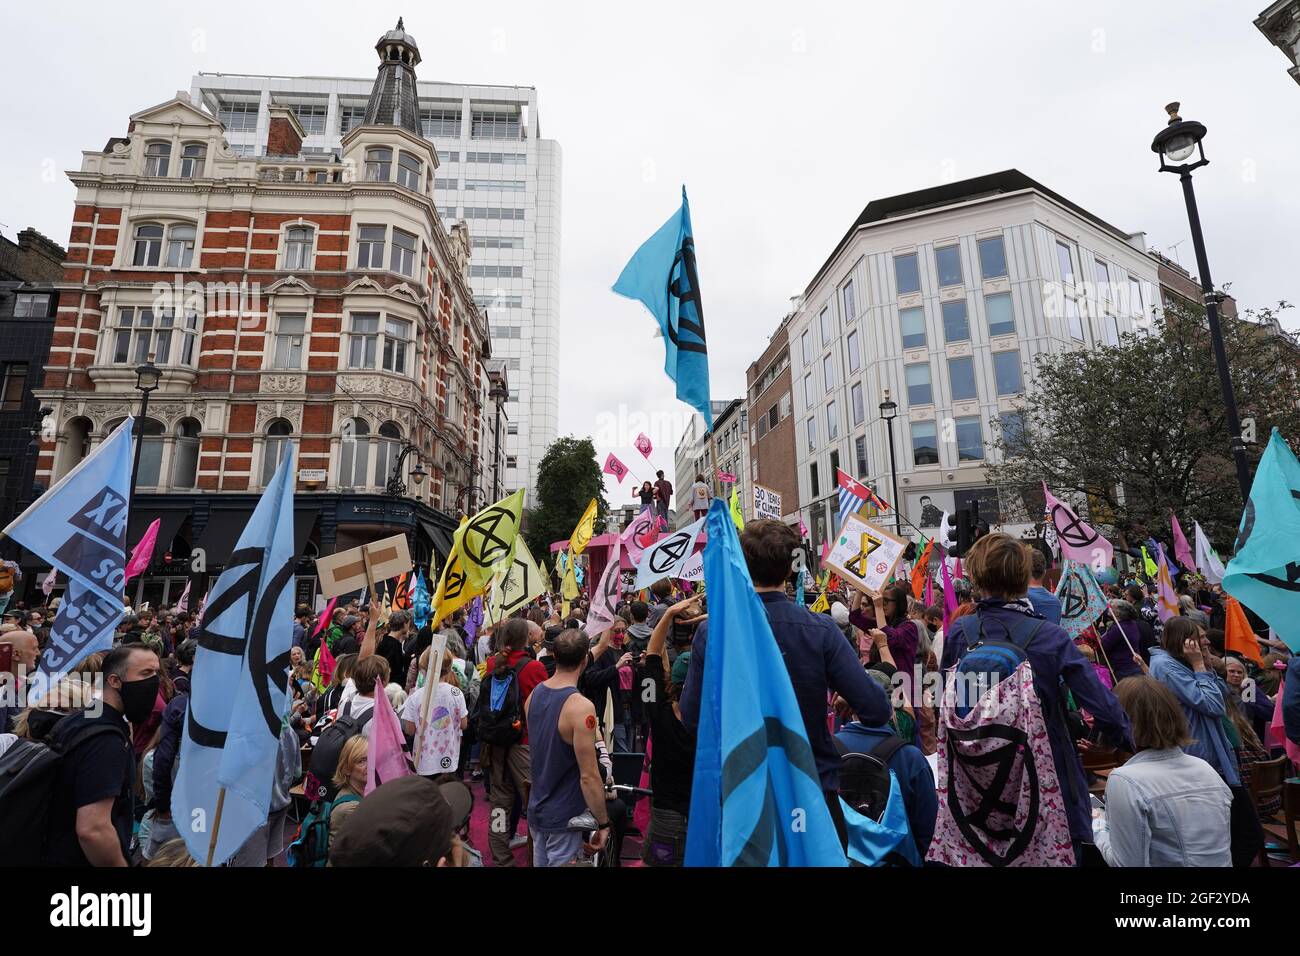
[330,777,472,867]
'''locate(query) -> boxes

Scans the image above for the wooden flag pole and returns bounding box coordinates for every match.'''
[205,787,226,867]
[412,631,448,769]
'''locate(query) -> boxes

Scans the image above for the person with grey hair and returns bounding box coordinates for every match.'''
[1179,594,1209,628]
[1101,600,1150,681]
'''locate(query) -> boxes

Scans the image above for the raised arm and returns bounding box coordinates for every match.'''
[357,602,382,661]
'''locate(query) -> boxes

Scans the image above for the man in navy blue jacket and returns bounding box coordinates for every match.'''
[1284,655,1300,748]
[680,520,890,849]
[836,714,938,859]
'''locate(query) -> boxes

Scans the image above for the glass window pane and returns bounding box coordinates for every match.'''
[955,417,984,461]
[899,307,926,349]
[985,293,1015,337]
[804,374,814,407]
[905,363,932,406]
[993,350,1023,395]
[827,401,839,439]
[935,246,962,287]
[894,253,920,296]
[948,356,977,401]
[941,300,970,343]
[807,416,817,452]
[851,382,864,425]
[847,331,861,372]
[820,308,834,346]
[841,281,856,322]
[823,355,835,388]
[911,421,938,466]
[855,436,868,477]
[801,330,812,364]
[978,236,1007,279]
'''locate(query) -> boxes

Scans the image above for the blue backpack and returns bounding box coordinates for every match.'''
[287,793,360,868]
[950,613,1044,718]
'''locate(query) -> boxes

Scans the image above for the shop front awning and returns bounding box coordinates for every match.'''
[128,507,191,555]
[418,518,455,560]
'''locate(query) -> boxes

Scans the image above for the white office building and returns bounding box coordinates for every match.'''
[189,42,561,505]
[788,170,1163,558]
[672,400,737,529]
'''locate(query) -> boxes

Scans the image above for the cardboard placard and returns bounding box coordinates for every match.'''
[753,483,782,521]
[823,515,906,597]
[315,533,412,599]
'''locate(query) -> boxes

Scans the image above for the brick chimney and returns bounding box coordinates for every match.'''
[266,106,304,158]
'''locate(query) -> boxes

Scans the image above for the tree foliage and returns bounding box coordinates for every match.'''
[986,301,1300,552]
[524,436,609,560]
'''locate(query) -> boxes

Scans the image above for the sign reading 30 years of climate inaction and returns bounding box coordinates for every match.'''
[752,483,783,521]
[823,515,907,596]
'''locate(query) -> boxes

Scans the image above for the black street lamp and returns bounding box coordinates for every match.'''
[385,441,427,497]
[129,356,161,503]
[1151,102,1251,504]
[878,389,902,537]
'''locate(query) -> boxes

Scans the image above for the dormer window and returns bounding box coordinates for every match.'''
[144,141,171,177]
[284,226,315,270]
[397,152,422,190]
[180,143,206,178]
[365,147,392,182]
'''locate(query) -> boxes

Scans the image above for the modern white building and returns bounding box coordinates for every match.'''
[189,33,560,506]
[788,170,1163,559]
[672,400,736,529]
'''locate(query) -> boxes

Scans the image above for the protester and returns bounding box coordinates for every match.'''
[401,648,469,778]
[642,597,699,865]
[635,480,655,510]
[326,736,368,857]
[1100,600,1148,682]
[1095,676,1232,867]
[0,628,40,734]
[690,473,710,520]
[329,774,474,867]
[1026,548,1062,624]
[653,470,673,523]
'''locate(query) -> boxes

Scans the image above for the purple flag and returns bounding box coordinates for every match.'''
[1170,512,1195,572]
[465,595,484,641]
[1042,483,1113,570]
[940,546,958,631]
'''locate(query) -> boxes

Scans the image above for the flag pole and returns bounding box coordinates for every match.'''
[205,787,226,867]
[412,630,448,769]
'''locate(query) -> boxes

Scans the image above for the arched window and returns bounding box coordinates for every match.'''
[173,418,201,488]
[284,226,314,270]
[56,417,91,480]
[263,420,293,486]
[376,422,402,489]
[133,224,164,267]
[365,147,392,182]
[338,418,370,488]
[135,418,166,488]
[144,141,171,177]
[397,152,422,190]
[180,142,206,178]
[165,224,196,268]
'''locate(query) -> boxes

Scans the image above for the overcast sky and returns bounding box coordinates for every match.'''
[2,1,1297,507]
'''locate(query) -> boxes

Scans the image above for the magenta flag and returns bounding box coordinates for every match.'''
[367,678,413,793]
[634,433,653,459]
[954,557,964,581]
[603,453,630,484]
[1170,512,1195,571]
[1042,483,1113,570]
[941,548,958,630]
[620,505,658,565]
[717,469,737,483]
[799,517,809,539]
[313,595,338,637]
[123,518,160,584]
[1266,675,1300,764]
[1155,545,1179,622]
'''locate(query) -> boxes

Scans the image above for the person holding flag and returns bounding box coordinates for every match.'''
[679,514,890,856]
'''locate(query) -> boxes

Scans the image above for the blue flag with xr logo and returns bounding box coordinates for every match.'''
[685,498,846,866]
[173,446,298,865]
[613,186,713,430]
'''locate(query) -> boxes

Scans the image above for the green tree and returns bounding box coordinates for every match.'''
[524,436,609,561]
[986,301,1299,552]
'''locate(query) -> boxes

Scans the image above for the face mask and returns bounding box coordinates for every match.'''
[117,674,160,724]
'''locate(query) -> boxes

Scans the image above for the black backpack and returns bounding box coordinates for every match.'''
[0,716,130,865]
[305,700,374,800]
[476,658,531,747]
[835,733,907,823]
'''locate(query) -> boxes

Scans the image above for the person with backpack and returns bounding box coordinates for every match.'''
[41,643,160,866]
[478,617,548,866]
[936,535,1132,867]
[144,638,196,857]
[289,735,368,867]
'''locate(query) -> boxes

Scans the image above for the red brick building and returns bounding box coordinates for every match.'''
[745,315,798,526]
[34,22,493,606]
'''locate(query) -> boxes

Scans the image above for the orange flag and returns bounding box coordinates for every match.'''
[911,540,934,600]
[391,572,411,611]
[1223,596,1263,665]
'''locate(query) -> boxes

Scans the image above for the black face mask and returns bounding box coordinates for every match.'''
[116,674,160,724]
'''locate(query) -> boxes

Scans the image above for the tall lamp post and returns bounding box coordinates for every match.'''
[385,441,427,497]
[130,356,161,503]
[1151,102,1251,503]
[878,389,902,537]
[489,378,507,502]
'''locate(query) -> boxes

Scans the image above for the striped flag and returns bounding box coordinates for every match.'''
[835,468,890,528]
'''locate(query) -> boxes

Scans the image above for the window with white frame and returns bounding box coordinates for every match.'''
[348,314,380,368]
[272,314,306,369]
[827,400,839,440]
[391,229,418,277]
[847,330,861,373]
[172,419,201,488]
[471,108,520,140]
[284,226,314,270]
[356,226,386,268]
[421,108,461,138]
[464,179,526,191]
[1056,239,1084,340]
[132,224,165,266]
[179,143,206,178]
[935,245,963,287]
[806,415,818,452]
[854,435,869,477]
[339,105,367,134]
[850,382,865,426]
[365,147,393,182]
[135,419,166,486]
[165,225,195,269]
[376,423,402,486]
[397,152,422,191]
[144,141,171,177]
[217,102,259,131]
[803,373,814,407]
[112,307,198,366]
[14,294,50,318]
[841,279,857,323]
[382,317,413,373]
[823,354,835,389]
[339,418,370,488]
[292,104,327,135]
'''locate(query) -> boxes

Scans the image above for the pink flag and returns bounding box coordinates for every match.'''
[367,678,412,793]
[954,557,964,581]
[313,596,338,637]
[174,578,191,613]
[820,539,830,563]
[799,517,809,539]
[42,570,56,597]
[941,548,958,630]
[603,453,630,484]
[1170,512,1195,571]
[124,519,161,584]
[634,433,653,460]
[584,538,623,637]
[194,591,209,625]
[1266,676,1300,765]
[633,739,653,834]
[1155,545,1179,622]
[621,506,658,565]
[1042,483,1113,570]
[717,469,737,483]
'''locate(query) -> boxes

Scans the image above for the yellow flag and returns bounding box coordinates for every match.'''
[569,498,598,555]
[561,558,579,600]
[489,539,545,620]
[810,590,829,614]
[729,486,745,531]
[431,517,473,621]
[459,489,526,592]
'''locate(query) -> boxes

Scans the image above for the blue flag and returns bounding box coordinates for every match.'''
[685,498,846,866]
[1055,559,1109,640]
[613,186,713,429]
[173,445,298,865]
[1224,428,1300,652]
[412,569,432,631]
[3,418,133,688]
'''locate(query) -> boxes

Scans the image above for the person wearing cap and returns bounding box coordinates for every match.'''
[642,598,699,866]
[330,774,473,867]
[525,628,612,866]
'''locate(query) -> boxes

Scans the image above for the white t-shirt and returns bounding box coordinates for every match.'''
[692,481,710,510]
[401,681,467,776]
[346,692,377,739]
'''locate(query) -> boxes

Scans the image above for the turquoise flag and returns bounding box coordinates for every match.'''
[1055,559,1109,640]
[613,186,713,429]
[1224,428,1300,652]
[685,498,846,866]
